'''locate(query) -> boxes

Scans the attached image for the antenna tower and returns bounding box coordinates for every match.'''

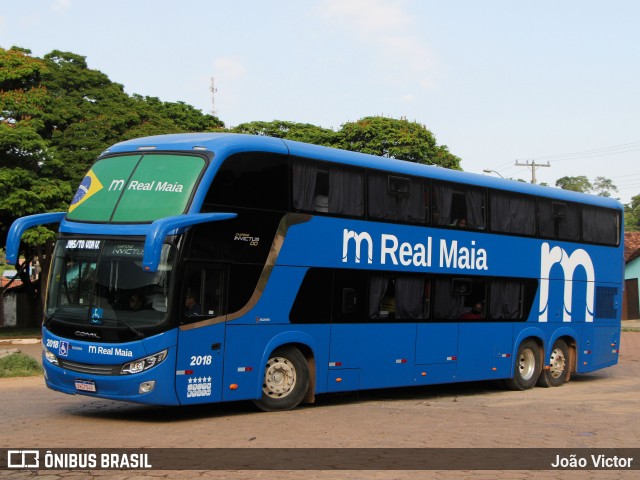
[210,77,218,115]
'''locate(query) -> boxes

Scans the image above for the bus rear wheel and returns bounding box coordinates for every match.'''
[536,339,569,388]
[254,346,309,412]
[505,339,541,391]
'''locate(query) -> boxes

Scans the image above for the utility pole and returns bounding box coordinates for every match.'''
[210,77,217,115]
[514,160,550,184]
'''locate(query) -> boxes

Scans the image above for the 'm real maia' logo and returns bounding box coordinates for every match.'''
[341,229,488,271]
[538,242,595,323]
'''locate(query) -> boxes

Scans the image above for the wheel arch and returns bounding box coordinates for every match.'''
[513,328,545,363]
[547,327,578,373]
[258,332,317,403]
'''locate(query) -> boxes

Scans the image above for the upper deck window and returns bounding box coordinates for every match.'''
[582,205,619,246]
[432,182,485,230]
[205,152,289,211]
[489,191,536,236]
[292,158,364,217]
[67,154,206,222]
[538,200,579,241]
[368,172,428,224]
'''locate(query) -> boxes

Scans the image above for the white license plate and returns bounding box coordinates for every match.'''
[75,379,96,392]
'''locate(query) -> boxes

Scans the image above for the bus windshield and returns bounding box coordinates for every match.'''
[46,239,175,328]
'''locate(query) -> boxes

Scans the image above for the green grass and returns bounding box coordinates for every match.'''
[0,328,41,339]
[0,352,42,378]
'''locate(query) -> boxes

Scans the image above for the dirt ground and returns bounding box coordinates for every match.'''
[1,333,639,479]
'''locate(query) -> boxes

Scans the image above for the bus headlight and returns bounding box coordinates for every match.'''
[43,347,59,366]
[120,350,168,375]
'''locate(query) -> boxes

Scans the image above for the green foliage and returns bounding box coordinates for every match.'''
[555,175,619,199]
[338,116,461,169]
[592,176,618,198]
[555,175,592,193]
[0,46,225,248]
[0,352,42,378]
[232,120,340,146]
[233,117,461,170]
[625,195,640,232]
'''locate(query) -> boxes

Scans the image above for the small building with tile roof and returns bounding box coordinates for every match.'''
[623,232,640,319]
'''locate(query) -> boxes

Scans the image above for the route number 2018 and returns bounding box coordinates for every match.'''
[190,355,212,366]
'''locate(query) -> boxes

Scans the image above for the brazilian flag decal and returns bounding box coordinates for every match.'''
[68,169,104,213]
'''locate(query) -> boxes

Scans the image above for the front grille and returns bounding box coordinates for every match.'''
[58,358,122,376]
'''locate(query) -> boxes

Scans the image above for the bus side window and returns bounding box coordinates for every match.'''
[432,183,485,230]
[333,270,367,323]
[490,191,535,235]
[489,279,524,320]
[433,277,486,320]
[581,205,619,245]
[289,268,332,324]
[181,266,226,323]
[205,152,289,211]
[538,200,580,241]
[293,158,364,217]
[368,274,428,321]
[368,173,428,224]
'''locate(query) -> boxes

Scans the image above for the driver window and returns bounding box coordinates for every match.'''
[182,265,226,323]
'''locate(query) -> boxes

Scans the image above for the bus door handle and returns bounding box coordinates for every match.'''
[211,343,221,351]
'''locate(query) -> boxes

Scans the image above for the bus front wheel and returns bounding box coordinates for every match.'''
[536,339,569,388]
[505,339,541,391]
[254,346,309,412]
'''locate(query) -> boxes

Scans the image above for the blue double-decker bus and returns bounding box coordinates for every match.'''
[6,133,623,411]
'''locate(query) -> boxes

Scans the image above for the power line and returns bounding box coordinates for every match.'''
[519,141,640,162]
[514,160,551,184]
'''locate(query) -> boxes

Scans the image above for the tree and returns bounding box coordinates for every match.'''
[625,195,640,232]
[232,120,339,146]
[555,176,592,193]
[555,175,619,199]
[338,116,461,169]
[592,176,618,198]
[0,47,225,324]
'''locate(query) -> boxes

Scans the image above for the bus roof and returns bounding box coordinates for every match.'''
[105,132,623,211]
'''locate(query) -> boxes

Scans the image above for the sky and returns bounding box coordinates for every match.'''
[1,0,639,204]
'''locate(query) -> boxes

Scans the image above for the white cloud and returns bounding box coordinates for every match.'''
[51,0,72,12]
[319,0,434,88]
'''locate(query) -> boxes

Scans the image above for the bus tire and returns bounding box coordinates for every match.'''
[536,339,569,388]
[504,339,541,391]
[254,346,309,412]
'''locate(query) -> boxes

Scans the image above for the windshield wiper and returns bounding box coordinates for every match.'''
[119,319,145,339]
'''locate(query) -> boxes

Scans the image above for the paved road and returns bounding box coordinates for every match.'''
[1,333,639,479]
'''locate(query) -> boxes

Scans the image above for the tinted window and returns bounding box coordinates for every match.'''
[368,273,428,321]
[228,264,262,314]
[582,206,619,245]
[206,152,289,211]
[432,182,485,230]
[290,269,333,324]
[490,191,535,235]
[538,200,580,241]
[432,277,487,320]
[368,172,428,224]
[332,269,367,323]
[181,264,226,324]
[292,158,364,217]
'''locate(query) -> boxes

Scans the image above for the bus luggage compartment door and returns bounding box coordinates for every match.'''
[328,323,415,390]
[175,323,225,404]
[414,323,458,384]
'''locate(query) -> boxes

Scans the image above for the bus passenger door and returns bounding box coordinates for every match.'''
[175,264,227,405]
